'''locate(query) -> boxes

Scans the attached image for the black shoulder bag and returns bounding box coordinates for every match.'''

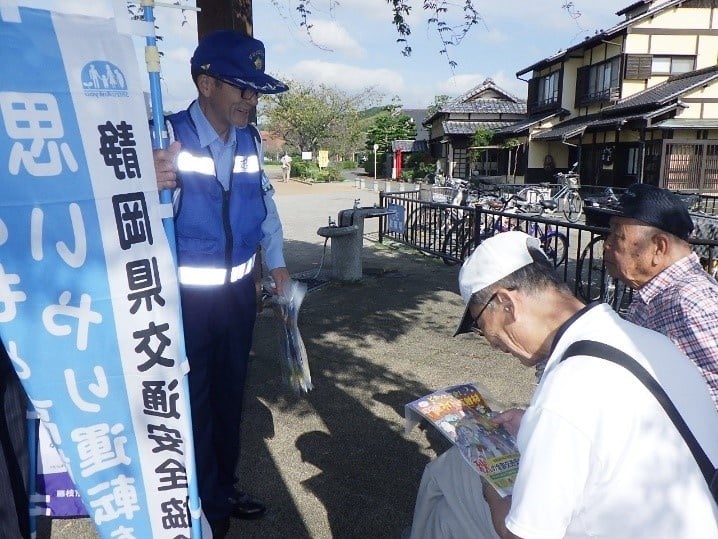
[561,340,718,503]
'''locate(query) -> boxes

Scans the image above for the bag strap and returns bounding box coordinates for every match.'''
[561,340,718,501]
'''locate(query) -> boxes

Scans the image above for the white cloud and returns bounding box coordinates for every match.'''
[286,59,403,98]
[305,19,366,59]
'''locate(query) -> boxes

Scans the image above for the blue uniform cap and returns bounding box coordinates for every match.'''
[191,30,288,94]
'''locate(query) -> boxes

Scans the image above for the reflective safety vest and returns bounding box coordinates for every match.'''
[167,109,267,286]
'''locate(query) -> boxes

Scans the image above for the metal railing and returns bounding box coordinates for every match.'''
[379,190,718,311]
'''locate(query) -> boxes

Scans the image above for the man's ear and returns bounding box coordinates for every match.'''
[196,74,214,98]
[650,232,670,262]
[494,289,516,319]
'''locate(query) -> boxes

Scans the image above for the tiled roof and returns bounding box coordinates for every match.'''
[442,120,516,135]
[423,78,526,125]
[391,140,429,152]
[443,99,527,115]
[604,65,718,113]
[654,118,718,129]
[532,116,593,141]
[532,102,682,141]
[493,110,569,136]
[450,77,523,106]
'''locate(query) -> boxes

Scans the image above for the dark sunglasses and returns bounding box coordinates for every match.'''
[216,78,258,100]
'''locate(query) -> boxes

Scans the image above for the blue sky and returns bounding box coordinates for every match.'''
[19,0,631,111]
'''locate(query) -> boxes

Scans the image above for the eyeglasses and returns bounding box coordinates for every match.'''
[216,78,259,100]
[470,292,497,336]
[238,86,259,100]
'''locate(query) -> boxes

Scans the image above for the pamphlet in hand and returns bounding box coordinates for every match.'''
[405,382,519,497]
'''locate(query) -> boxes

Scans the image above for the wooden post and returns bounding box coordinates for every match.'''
[196,0,253,38]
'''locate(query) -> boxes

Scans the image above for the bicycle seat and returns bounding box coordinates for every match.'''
[541,199,558,210]
[486,199,505,210]
[539,182,551,187]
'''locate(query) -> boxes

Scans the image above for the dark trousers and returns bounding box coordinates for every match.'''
[0,344,30,539]
[180,275,257,523]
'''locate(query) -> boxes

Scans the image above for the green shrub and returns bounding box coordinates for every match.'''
[316,168,342,182]
[290,160,318,179]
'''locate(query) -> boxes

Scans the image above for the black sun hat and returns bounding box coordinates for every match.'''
[606,183,694,240]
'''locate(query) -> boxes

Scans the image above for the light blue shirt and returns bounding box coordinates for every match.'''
[181,101,286,270]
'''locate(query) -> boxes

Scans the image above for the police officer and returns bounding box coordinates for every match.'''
[153,31,290,538]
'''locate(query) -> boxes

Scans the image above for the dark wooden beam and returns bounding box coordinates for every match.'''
[196,0,253,38]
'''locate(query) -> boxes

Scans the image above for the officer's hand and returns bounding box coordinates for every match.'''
[154,141,181,191]
[269,267,291,297]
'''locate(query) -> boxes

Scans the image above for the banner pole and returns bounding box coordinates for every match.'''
[141,2,202,537]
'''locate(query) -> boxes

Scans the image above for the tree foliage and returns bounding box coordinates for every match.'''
[425,94,452,121]
[275,0,481,68]
[261,80,379,159]
[365,104,417,154]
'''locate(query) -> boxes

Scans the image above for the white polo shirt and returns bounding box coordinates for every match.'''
[506,303,718,539]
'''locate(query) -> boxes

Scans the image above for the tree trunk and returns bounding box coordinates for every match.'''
[196,0,253,38]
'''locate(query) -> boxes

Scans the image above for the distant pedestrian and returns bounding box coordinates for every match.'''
[280,152,292,182]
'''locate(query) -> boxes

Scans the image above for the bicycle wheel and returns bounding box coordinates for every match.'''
[563,190,583,222]
[576,236,610,302]
[440,216,471,266]
[542,231,568,267]
[515,187,545,215]
[407,206,443,252]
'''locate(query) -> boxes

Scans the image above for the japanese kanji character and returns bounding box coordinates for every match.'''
[112,193,153,250]
[142,379,180,419]
[71,422,130,477]
[126,257,165,314]
[0,92,78,176]
[134,321,173,371]
[98,120,140,180]
[147,423,184,455]
[160,497,190,530]
[155,458,187,491]
[87,474,139,523]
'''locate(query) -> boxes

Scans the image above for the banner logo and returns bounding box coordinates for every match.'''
[82,61,128,97]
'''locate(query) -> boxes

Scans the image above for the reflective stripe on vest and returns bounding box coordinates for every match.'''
[177,254,255,286]
[176,151,261,176]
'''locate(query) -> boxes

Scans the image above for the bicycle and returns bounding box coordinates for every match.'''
[513,219,568,267]
[406,177,472,259]
[506,186,546,215]
[576,234,632,311]
[442,192,569,267]
[540,162,583,222]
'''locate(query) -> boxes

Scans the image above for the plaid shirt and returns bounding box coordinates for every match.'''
[626,253,718,409]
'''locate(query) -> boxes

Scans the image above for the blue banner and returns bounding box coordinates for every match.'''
[0,7,192,538]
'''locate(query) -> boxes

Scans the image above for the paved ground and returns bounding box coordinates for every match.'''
[41,171,536,538]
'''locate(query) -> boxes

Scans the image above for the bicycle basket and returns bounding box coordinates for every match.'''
[431,186,454,203]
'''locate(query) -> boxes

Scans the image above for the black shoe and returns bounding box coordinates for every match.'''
[229,491,267,520]
[209,517,230,538]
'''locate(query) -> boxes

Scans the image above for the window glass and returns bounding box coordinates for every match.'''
[672,57,695,73]
[652,56,671,73]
